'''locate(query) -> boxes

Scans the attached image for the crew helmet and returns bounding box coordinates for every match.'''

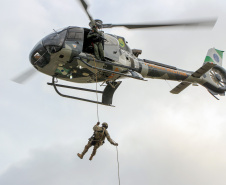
[102,122,108,129]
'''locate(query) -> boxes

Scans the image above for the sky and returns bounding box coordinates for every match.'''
[1,0,226,185]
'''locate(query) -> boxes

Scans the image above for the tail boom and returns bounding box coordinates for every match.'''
[170,48,226,99]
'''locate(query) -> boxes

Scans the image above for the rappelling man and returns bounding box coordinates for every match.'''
[87,25,105,61]
[77,122,118,161]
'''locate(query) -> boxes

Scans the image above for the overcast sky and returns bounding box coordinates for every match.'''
[1,0,226,185]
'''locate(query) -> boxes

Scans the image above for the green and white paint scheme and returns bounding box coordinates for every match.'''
[202,48,226,96]
[204,48,224,66]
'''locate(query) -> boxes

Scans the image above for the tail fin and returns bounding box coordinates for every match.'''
[202,48,226,99]
[204,48,224,66]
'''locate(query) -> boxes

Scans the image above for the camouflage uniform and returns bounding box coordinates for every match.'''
[77,122,118,161]
[87,27,105,61]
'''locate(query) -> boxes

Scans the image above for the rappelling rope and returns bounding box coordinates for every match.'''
[93,56,120,184]
[116,146,121,185]
[93,56,100,122]
[112,139,121,185]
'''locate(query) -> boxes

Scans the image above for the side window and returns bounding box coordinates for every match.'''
[43,30,67,47]
[67,30,76,39]
[67,28,83,40]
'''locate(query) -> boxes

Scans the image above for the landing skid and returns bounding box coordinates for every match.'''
[47,76,121,106]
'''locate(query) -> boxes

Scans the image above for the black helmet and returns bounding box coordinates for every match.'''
[102,122,108,129]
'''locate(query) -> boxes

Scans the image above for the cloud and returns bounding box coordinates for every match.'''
[0,143,120,185]
[1,114,226,185]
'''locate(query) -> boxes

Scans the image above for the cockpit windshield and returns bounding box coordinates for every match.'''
[42,29,67,53]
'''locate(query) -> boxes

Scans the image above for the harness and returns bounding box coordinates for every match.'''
[89,127,106,145]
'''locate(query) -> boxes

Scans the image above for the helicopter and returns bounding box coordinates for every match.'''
[14,0,226,106]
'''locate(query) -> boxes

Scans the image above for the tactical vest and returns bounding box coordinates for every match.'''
[94,128,105,141]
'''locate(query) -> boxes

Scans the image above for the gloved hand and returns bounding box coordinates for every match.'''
[114,143,118,146]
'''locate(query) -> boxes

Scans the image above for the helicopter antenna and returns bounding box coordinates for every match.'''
[53,29,60,37]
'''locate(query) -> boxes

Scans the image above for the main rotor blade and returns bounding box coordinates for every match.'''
[12,67,37,84]
[78,0,95,26]
[102,19,217,29]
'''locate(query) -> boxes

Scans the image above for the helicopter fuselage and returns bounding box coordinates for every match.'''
[25,0,226,105]
[29,26,226,100]
[29,26,195,83]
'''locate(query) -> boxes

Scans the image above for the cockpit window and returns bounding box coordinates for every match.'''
[42,30,67,53]
[67,28,83,40]
[43,30,67,47]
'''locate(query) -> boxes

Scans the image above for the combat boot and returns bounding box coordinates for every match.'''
[89,154,94,161]
[101,57,106,61]
[77,153,83,159]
